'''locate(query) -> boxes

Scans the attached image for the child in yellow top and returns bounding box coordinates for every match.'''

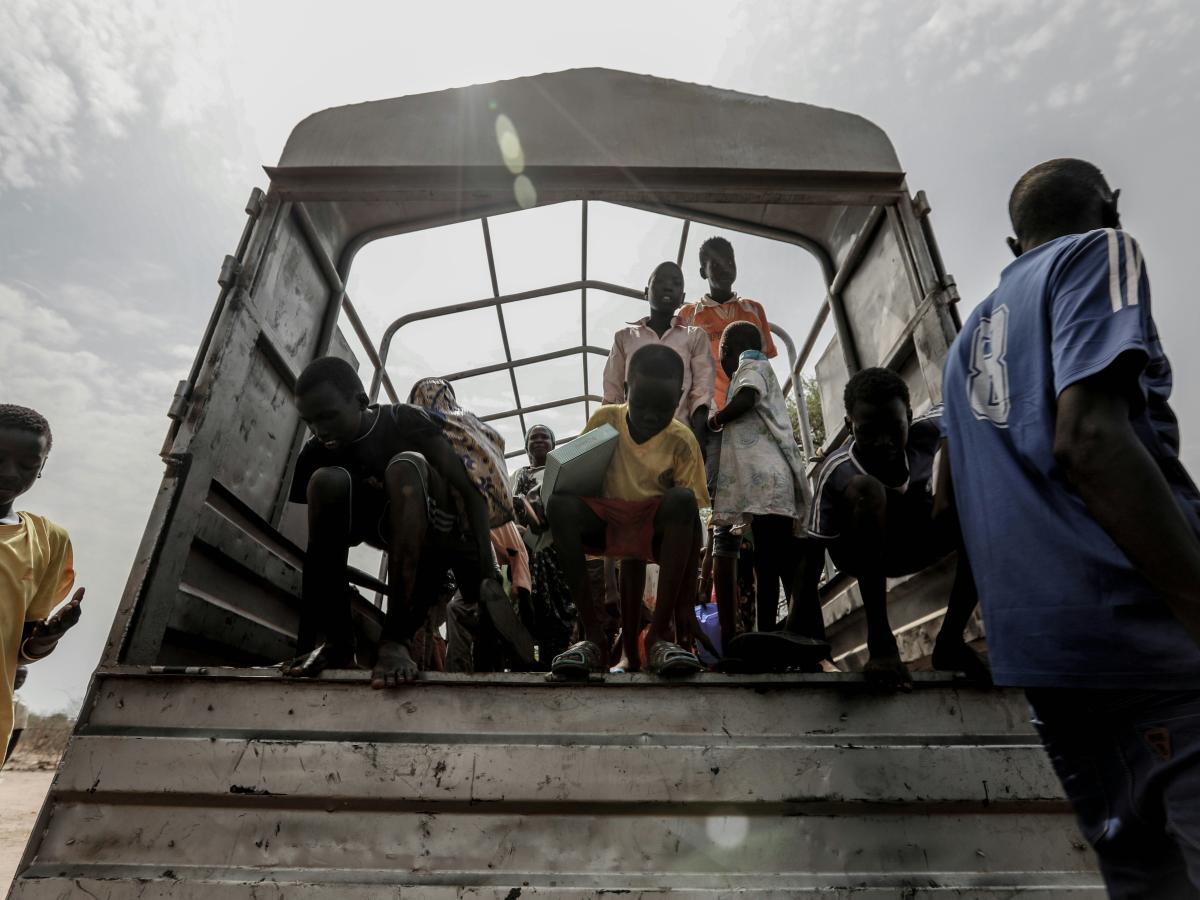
[547,345,708,678]
[0,405,84,751]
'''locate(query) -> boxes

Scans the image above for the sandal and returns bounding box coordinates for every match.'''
[280,642,357,678]
[647,640,704,677]
[551,640,604,679]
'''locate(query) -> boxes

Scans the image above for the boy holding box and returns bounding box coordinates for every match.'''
[548,345,708,678]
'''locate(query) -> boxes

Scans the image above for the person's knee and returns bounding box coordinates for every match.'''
[659,486,698,522]
[307,466,352,507]
[844,474,887,508]
[384,451,428,498]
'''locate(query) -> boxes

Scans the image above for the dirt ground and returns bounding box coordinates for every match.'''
[0,769,55,890]
[2,713,72,890]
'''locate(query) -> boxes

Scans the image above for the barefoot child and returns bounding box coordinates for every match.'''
[0,405,84,753]
[784,368,988,690]
[283,359,521,686]
[707,322,813,649]
[548,345,708,678]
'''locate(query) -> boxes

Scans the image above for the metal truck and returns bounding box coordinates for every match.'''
[9,69,1102,897]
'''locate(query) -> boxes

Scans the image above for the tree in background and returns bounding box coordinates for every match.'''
[786,375,826,454]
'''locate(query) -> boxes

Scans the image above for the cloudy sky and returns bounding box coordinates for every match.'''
[3,0,1198,712]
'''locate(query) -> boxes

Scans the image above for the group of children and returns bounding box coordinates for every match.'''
[283,235,987,687]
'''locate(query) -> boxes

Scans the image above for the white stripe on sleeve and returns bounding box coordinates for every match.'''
[1122,232,1142,308]
[1106,228,1122,313]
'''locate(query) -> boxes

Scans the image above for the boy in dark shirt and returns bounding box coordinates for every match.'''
[283,357,515,686]
[784,367,988,690]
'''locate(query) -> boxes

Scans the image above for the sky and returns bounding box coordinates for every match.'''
[3,0,1198,712]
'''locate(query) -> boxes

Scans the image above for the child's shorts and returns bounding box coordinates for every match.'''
[581,497,662,561]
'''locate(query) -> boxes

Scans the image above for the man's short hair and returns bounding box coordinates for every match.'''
[1009,158,1111,242]
[699,235,734,264]
[628,344,685,386]
[719,321,763,357]
[0,404,52,450]
[295,356,365,399]
[843,367,910,414]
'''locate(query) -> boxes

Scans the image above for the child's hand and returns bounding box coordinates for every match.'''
[30,587,85,641]
[707,411,723,432]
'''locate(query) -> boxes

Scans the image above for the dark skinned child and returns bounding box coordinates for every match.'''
[679,238,782,641]
[943,159,1200,895]
[784,368,989,690]
[282,358,523,686]
[0,405,84,754]
[548,344,708,678]
[708,322,825,661]
[602,260,714,448]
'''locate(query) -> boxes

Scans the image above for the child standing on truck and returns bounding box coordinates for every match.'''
[602,260,714,444]
[678,237,781,650]
[282,359,527,686]
[547,345,709,678]
[707,322,809,647]
[0,405,84,754]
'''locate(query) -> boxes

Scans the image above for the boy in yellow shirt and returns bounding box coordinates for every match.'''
[547,346,709,678]
[0,406,84,751]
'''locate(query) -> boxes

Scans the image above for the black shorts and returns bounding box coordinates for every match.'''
[344,452,459,550]
[827,486,952,577]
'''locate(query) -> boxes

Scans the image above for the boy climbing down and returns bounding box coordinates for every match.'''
[785,368,988,690]
[0,405,84,754]
[708,322,822,657]
[548,345,708,678]
[283,359,528,686]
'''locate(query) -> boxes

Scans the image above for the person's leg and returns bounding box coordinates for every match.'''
[443,592,477,674]
[830,474,910,690]
[1029,689,1200,898]
[711,524,741,651]
[647,487,700,650]
[930,532,991,683]
[285,467,359,675]
[616,560,647,671]
[4,729,22,766]
[547,493,609,653]
[373,452,439,686]
[750,515,795,633]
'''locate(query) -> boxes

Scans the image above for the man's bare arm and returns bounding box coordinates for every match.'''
[1054,354,1200,645]
[421,436,501,578]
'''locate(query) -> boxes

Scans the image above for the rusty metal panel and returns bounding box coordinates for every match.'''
[11,673,1101,896]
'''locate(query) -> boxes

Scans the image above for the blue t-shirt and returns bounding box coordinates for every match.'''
[942,228,1200,689]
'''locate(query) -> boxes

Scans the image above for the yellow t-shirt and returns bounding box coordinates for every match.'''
[583,405,710,507]
[0,512,74,747]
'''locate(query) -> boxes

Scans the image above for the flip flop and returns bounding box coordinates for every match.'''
[279,643,357,678]
[647,640,703,677]
[551,640,604,679]
[724,631,831,673]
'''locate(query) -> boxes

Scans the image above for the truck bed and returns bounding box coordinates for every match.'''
[10,670,1101,897]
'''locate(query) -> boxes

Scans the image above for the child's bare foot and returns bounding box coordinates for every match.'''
[932,638,992,685]
[610,654,641,674]
[371,641,419,688]
[280,643,357,678]
[863,651,913,692]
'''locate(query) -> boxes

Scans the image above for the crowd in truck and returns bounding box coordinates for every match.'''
[4,157,1200,896]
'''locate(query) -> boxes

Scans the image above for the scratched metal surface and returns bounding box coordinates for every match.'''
[9,673,1102,897]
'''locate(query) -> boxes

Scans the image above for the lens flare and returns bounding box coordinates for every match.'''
[494,113,525,175]
[513,174,537,209]
[705,815,750,849]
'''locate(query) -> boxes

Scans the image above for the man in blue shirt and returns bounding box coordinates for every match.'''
[942,158,1200,897]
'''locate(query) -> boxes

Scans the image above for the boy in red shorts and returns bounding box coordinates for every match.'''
[547,345,709,678]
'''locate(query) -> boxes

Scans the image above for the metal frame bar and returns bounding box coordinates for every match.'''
[480,218,527,435]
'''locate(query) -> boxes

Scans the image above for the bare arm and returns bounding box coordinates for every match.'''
[421,436,501,579]
[709,386,759,428]
[1054,355,1200,646]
